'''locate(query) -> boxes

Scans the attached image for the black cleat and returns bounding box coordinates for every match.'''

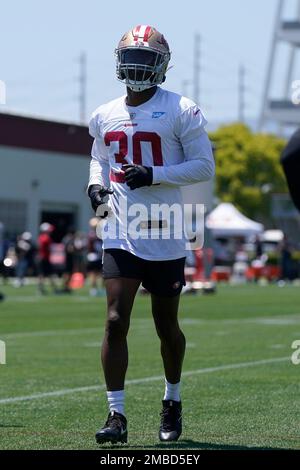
[159,400,182,442]
[95,411,128,445]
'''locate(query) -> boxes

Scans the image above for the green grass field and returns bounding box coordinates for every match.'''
[0,283,300,450]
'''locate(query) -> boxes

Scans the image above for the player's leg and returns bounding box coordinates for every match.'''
[96,249,142,445]
[37,260,47,295]
[42,259,57,294]
[101,277,141,391]
[96,277,140,444]
[151,294,186,385]
[49,273,58,294]
[88,268,98,296]
[144,257,186,442]
[151,293,185,442]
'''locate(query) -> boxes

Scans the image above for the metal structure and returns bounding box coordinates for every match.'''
[259,0,300,132]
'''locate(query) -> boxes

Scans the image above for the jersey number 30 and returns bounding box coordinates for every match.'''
[105,131,163,183]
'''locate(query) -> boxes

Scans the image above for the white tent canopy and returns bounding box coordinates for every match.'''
[206,203,264,237]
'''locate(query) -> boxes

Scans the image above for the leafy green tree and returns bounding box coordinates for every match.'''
[209,124,287,222]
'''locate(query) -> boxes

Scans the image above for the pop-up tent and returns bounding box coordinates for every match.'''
[206,203,264,237]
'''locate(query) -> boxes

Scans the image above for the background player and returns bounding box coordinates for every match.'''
[37,223,57,295]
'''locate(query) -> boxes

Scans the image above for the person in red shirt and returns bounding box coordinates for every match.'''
[37,223,57,294]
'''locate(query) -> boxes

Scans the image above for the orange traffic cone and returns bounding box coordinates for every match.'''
[69,272,85,290]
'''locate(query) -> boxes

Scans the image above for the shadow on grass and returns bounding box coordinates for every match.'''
[0,424,25,428]
[104,439,291,451]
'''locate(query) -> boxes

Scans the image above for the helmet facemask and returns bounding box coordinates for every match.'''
[115,47,170,92]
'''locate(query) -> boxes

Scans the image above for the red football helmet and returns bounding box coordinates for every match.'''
[115,25,171,92]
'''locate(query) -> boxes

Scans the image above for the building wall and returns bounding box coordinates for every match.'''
[0,145,92,239]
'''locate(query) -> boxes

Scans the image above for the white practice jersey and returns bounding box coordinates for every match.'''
[88,87,215,261]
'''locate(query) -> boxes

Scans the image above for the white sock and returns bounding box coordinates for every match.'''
[163,379,181,402]
[106,390,125,416]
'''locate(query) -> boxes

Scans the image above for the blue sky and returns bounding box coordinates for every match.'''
[1,0,299,125]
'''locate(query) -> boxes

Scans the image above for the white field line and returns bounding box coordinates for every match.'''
[2,295,102,303]
[2,313,300,340]
[0,356,289,405]
[4,314,300,339]
[1,328,102,339]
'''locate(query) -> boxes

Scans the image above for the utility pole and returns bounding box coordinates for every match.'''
[182,80,191,98]
[193,33,201,104]
[238,64,246,123]
[79,52,87,124]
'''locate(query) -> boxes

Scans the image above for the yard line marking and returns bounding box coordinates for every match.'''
[253,318,300,325]
[0,356,289,405]
[2,313,300,341]
[4,296,41,302]
[2,314,300,340]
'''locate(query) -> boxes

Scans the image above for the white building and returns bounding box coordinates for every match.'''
[0,112,93,241]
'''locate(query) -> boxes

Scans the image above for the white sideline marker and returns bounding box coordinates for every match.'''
[0,356,289,405]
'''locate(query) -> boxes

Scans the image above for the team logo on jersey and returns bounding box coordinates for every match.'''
[152,112,166,119]
[129,112,136,120]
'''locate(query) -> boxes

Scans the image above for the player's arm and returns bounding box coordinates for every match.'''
[152,106,215,186]
[152,133,214,186]
[87,115,113,216]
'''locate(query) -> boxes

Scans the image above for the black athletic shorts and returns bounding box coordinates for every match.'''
[87,260,103,273]
[103,249,186,298]
[38,259,52,277]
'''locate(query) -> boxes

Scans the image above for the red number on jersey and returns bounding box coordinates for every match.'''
[105,131,163,183]
[104,131,128,165]
[105,132,163,166]
[132,132,163,166]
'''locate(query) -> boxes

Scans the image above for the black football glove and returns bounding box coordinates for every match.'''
[123,164,153,190]
[88,184,114,218]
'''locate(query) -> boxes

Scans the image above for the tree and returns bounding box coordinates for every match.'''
[209,123,287,223]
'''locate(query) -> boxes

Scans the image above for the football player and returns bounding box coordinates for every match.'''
[88,25,215,444]
[37,223,57,295]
